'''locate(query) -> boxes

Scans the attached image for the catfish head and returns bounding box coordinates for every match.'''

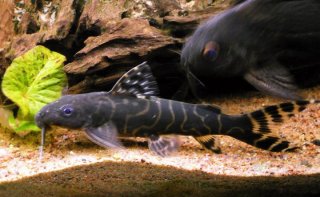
[181,10,250,79]
[35,92,112,130]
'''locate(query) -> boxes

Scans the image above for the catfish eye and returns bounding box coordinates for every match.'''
[203,41,219,61]
[60,105,74,117]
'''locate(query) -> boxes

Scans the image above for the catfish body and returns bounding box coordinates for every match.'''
[37,92,240,138]
[36,62,317,156]
[37,93,222,136]
[181,0,320,100]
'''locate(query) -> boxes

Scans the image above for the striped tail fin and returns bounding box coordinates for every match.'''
[226,100,319,152]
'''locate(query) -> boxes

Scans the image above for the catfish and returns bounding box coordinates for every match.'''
[36,62,318,156]
[181,0,320,100]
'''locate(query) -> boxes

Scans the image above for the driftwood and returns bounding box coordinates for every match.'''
[0,0,14,75]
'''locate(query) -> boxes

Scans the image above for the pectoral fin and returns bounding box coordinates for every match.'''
[84,122,123,149]
[244,62,301,100]
[148,134,180,157]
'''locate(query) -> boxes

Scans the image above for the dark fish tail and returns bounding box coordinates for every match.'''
[223,100,319,152]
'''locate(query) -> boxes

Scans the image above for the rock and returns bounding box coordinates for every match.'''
[0,0,14,49]
[65,18,178,75]
[65,18,182,94]
[18,12,39,34]
[0,0,15,77]
[77,0,126,34]
[6,0,78,60]
[122,0,181,18]
[163,3,230,37]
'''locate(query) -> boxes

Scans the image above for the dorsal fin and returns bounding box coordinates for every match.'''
[110,62,160,97]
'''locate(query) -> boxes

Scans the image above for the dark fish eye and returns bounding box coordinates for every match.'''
[205,49,217,59]
[60,106,74,117]
[203,41,219,61]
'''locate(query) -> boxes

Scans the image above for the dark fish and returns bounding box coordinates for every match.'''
[36,62,318,156]
[181,0,320,100]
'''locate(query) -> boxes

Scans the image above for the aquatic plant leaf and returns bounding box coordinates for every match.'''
[1,45,67,132]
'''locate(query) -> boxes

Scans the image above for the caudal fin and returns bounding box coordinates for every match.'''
[226,100,319,152]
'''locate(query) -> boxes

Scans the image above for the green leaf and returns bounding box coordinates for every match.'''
[7,111,39,132]
[1,45,67,133]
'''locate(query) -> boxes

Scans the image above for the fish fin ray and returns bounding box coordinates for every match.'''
[228,100,319,152]
[195,135,221,153]
[84,122,123,149]
[110,62,159,97]
[148,135,180,157]
[244,62,301,100]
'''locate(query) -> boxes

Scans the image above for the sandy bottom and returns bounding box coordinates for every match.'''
[1,87,320,196]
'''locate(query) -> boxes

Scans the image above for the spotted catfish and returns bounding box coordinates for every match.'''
[36,62,318,156]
